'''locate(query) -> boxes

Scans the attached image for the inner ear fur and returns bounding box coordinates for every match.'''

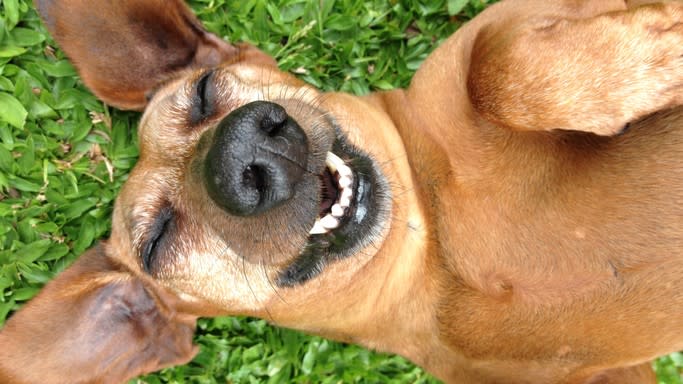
[35,0,243,110]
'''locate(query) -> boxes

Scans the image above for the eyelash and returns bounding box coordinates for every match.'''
[189,69,216,125]
[141,206,174,273]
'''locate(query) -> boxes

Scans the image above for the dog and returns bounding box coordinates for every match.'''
[0,0,681,383]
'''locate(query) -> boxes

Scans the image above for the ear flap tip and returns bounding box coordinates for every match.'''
[0,245,199,382]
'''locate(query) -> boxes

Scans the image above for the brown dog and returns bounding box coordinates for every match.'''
[0,0,682,383]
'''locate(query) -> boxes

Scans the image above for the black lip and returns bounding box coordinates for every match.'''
[276,126,391,287]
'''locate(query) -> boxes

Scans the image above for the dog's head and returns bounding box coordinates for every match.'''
[109,36,406,315]
[0,2,431,381]
[66,0,425,321]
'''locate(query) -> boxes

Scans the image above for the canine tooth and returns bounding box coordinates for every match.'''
[326,152,345,173]
[320,214,339,229]
[338,175,352,189]
[331,204,345,217]
[309,219,328,235]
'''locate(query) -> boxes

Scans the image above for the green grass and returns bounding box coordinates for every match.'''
[0,0,680,383]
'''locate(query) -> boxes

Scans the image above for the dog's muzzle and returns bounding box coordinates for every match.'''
[204,101,308,216]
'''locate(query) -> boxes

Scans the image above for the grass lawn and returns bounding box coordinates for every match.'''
[0,0,681,382]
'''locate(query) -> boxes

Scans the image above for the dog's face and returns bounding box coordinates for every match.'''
[109,59,424,325]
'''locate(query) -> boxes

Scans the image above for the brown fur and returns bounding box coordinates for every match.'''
[0,0,681,383]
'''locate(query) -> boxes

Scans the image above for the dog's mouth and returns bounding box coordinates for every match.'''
[309,152,355,235]
[277,129,390,287]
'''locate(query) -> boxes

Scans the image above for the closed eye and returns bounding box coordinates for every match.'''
[141,206,174,274]
[190,69,216,125]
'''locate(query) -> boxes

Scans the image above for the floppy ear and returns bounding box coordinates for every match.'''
[0,244,198,384]
[35,0,273,110]
[467,2,683,136]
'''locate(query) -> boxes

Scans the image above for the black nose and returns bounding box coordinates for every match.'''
[204,101,308,216]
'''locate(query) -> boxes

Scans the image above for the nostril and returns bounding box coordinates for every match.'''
[259,105,288,137]
[242,165,266,191]
[261,118,286,137]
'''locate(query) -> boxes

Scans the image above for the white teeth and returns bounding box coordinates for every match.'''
[308,152,355,235]
[309,220,327,235]
[308,213,341,235]
[340,187,353,207]
[338,175,352,188]
[339,182,353,207]
[339,196,351,208]
[337,163,352,178]
[326,152,344,173]
[331,204,344,217]
[320,215,339,229]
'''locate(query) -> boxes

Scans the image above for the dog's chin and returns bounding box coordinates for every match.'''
[278,126,392,287]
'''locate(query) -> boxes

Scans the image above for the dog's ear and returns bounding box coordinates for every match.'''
[0,244,198,384]
[467,2,683,136]
[35,0,270,110]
